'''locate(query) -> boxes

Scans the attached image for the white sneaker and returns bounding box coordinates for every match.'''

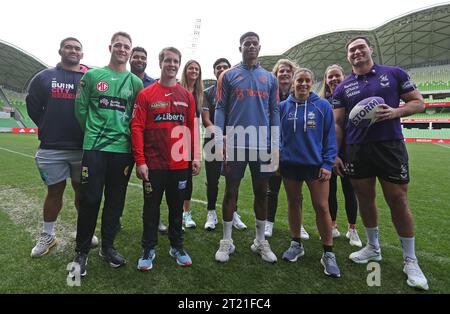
[250,239,277,263]
[403,257,429,291]
[232,212,247,230]
[183,211,197,228]
[71,232,99,249]
[31,232,58,257]
[300,225,310,240]
[346,229,363,247]
[158,220,168,234]
[349,244,382,264]
[264,221,274,237]
[90,235,99,248]
[204,210,218,231]
[332,226,341,238]
[215,239,236,262]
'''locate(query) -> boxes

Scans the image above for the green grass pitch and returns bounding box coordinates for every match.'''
[0,133,449,293]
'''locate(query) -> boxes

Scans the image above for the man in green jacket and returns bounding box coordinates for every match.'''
[69,31,143,278]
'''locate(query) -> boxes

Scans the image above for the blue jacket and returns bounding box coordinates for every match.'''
[214,63,279,149]
[26,63,88,150]
[280,92,337,171]
[143,73,156,88]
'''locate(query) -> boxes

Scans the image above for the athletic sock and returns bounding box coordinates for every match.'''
[223,220,233,240]
[400,236,417,261]
[255,219,266,241]
[365,226,380,250]
[43,221,55,236]
[323,245,333,253]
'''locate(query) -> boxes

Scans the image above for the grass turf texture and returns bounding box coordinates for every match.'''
[0,133,449,293]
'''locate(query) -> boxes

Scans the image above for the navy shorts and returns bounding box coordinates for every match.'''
[222,148,274,181]
[280,162,321,182]
[345,140,409,184]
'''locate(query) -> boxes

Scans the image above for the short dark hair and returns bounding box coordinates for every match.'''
[239,31,259,45]
[158,47,182,64]
[345,36,372,50]
[213,58,231,70]
[131,46,147,57]
[60,37,82,49]
[111,31,132,44]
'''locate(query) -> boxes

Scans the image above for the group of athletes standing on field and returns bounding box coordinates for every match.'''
[25,30,429,290]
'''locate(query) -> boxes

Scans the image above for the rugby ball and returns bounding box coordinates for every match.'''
[349,96,384,128]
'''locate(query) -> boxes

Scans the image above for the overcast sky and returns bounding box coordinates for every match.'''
[1,0,447,79]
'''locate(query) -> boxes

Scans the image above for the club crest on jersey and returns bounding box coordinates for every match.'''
[258,75,267,84]
[379,74,390,88]
[96,81,109,92]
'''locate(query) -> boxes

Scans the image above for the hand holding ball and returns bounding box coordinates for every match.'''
[349,96,385,128]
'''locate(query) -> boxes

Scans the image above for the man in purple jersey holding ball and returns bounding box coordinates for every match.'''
[332,36,428,290]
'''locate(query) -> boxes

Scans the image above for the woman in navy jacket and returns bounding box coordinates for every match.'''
[279,68,340,278]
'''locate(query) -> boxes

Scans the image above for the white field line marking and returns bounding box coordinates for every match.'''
[434,143,450,149]
[382,243,450,265]
[0,147,212,207]
[0,147,35,158]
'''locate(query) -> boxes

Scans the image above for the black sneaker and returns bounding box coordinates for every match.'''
[99,247,126,268]
[70,252,88,277]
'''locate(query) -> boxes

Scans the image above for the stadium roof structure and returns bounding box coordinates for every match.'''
[0,39,48,93]
[259,3,450,78]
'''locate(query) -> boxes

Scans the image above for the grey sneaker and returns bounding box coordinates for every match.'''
[69,252,88,278]
[99,247,126,268]
[321,252,341,278]
[31,232,58,257]
[282,241,305,262]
